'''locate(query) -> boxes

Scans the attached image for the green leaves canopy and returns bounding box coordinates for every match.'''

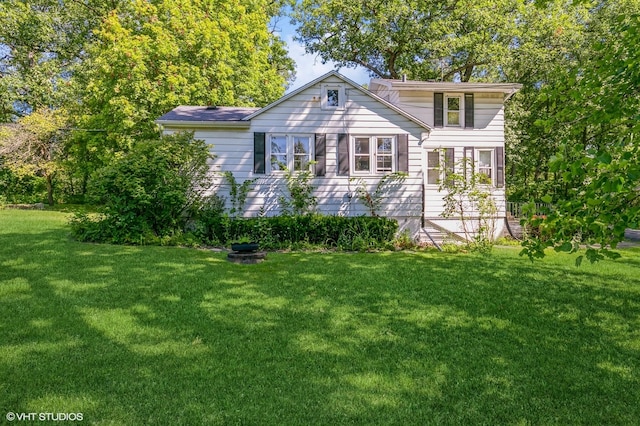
[80,0,294,146]
[520,10,640,263]
[292,0,569,81]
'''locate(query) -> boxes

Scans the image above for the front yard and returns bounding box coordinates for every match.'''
[1,210,639,424]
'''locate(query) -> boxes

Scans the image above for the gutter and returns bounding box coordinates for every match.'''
[155,120,251,129]
[504,86,522,101]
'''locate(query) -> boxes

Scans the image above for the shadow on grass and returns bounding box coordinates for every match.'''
[1,213,639,424]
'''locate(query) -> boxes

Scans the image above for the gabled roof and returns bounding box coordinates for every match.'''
[155,72,439,131]
[245,71,432,131]
[156,106,258,128]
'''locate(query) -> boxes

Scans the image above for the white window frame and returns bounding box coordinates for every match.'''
[476,148,494,185]
[350,135,396,175]
[268,134,314,173]
[321,84,345,110]
[445,94,463,127]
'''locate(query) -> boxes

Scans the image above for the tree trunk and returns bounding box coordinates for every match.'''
[46,173,54,206]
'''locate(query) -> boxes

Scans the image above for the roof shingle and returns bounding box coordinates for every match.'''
[157,106,259,122]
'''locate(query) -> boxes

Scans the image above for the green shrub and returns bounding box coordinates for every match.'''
[70,132,213,243]
[196,214,398,250]
[0,168,47,204]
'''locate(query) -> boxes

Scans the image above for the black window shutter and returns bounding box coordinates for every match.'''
[315,134,326,177]
[254,132,265,174]
[397,134,409,172]
[465,93,474,129]
[496,146,505,187]
[445,148,455,177]
[464,146,474,177]
[337,133,350,176]
[434,93,444,128]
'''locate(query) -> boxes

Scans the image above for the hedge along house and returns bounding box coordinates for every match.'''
[156,71,521,242]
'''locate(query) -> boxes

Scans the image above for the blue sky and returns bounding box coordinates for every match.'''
[272,16,371,92]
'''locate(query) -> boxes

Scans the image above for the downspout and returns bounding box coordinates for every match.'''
[418,134,430,229]
[421,175,426,229]
[504,87,520,102]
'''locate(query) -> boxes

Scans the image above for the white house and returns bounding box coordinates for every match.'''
[156,71,521,243]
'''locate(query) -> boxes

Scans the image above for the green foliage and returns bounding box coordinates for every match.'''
[0,0,113,119]
[0,167,46,204]
[0,0,294,203]
[197,214,399,251]
[351,172,407,217]
[222,171,256,218]
[70,132,213,243]
[519,10,640,263]
[0,108,70,205]
[7,210,640,425]
[438,154,498,252]
[278,166,318,216]
[292,0,590,82]
[79,0,294,147]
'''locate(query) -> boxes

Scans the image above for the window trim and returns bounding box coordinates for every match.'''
[321,84,345,110]
[350,135,397,175]
[267,133,314,173]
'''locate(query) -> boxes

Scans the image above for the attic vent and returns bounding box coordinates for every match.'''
[206,106,218,110]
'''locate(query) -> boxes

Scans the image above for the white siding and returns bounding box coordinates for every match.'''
[165,75,425,231]
[163,76,512,240]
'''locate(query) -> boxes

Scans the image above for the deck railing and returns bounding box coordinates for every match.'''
[506,202,552,219]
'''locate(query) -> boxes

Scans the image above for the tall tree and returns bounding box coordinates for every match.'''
[503,1,593,201]
[0,0,128,121]
[78,0,294,149]
[0,108,68,205]
[292,0,542,81]
[520,4,640,263]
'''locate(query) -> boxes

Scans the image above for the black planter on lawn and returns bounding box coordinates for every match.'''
[230,242,260,253]
[228,242,266,264]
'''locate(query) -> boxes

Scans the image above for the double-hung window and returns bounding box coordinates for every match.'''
[426,148,454,185]
[351,136,396,174]
[477,149,494,184]
[269,134,313,172]
[427,151,441,185]
[445,95,461,127]
[435,93,473,128]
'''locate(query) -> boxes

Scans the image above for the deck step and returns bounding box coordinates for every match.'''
[419,220,468,250]
[625,229,640,241]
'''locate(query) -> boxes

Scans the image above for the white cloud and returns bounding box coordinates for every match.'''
[284,35,371,92]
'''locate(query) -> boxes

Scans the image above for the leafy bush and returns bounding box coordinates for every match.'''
[196,214,398,251]
[70,132,213,243]
[0,167,47,204]
[278,166,317,215]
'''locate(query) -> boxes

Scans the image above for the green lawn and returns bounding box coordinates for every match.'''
[1,210,640,425]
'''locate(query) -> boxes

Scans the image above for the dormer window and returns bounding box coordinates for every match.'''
[322,84,345,110]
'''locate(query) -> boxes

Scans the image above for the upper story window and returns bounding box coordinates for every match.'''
[322,84,345,110]
[446,95,461,126]
[351,135,396,175]
[435,92,474,129]
[269,134,313,172]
